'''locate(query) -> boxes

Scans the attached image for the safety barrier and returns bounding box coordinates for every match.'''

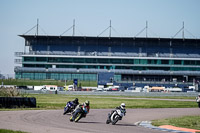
[0,97,36,108]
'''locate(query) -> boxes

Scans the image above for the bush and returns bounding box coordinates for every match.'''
[0,87,20,97]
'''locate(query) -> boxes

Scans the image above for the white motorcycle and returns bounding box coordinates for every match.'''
[106,108,126,125]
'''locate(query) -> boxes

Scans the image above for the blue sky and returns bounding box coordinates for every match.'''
[0,0,200,76]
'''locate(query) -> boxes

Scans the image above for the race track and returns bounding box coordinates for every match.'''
[0,108,199,133]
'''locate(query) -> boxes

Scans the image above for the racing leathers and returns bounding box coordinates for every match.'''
[71,103,90,121]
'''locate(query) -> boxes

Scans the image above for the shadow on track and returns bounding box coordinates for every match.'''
[78,121,136,127]
[77,121,103,124]
[114,123,136,127]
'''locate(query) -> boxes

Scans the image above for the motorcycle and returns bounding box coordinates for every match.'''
[70,107,86,122]
[70,112,84,122]
[106,108,125,125]
[63,101,76,115]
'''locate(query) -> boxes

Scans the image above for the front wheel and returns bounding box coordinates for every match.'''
[63,107,69,115]
[106,119,110,124]
[106,113,111,124]
[69,116,73,122]
[112,115,119,125]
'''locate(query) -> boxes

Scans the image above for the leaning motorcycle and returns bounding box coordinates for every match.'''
[70,112,83,122]
[106,108,125,125]
[70,107,85,122]
[63,101,76,115]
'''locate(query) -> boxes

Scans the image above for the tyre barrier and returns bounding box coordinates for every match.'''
[0,97,36,108]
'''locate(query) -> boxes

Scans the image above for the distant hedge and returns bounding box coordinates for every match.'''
[0,79,97,87]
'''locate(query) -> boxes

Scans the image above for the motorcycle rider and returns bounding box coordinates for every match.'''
[196,93,200,108]
[70,100,90,122]
[67,98,79,107]
[72,98,79,107]
[63,98,79,115]
[108,103,126,120]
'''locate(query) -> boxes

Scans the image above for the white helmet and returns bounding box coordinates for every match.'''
[120,103,125,109]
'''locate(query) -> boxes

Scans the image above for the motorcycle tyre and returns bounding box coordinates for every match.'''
[106,119,110,124]
[106,113,111,124]
[74,113,82,122]
[63,107,69,115]
[112,115,119,125]
[69,116,73,122]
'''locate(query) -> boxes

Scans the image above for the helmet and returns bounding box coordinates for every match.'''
[198,93,200,96]
[74,98,78,102]
[84,100,90,106]
[120,103,125,109]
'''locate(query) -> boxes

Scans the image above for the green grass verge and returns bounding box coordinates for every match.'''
[0,129,27,133]
[1,79,97,87]
[152,115,200,130]
[1,94,194,110]
[0,94,199,131]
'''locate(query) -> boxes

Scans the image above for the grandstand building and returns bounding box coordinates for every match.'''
[15,35,200,88]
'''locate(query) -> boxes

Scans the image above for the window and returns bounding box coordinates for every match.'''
[98,59,109,63]
[73,58,84,63]
[161,60,169,64]
[110,59,121,64]
[24,57,35,62]
[174,60,182,65]
[122,59,133,64]
[85,58,97,63]
[36,57,47,62]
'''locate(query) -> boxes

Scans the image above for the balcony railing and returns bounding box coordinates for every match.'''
[14,51,200,58]
[14,59,22,64]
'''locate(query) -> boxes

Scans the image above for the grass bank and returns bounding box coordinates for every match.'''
[8,94,197,110]
[1,79,97,87]
[0,129,27,133]
[0,94,199,131]
[152,115,200,130]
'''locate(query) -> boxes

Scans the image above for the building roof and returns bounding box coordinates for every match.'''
[19,35,200,42]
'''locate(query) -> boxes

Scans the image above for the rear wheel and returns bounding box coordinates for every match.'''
[74,113,82,122]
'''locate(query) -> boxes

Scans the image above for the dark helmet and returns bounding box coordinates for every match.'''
[74,98,78,103]
[84,100,90,106]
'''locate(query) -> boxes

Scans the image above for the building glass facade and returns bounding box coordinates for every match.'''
[15,35,200,86]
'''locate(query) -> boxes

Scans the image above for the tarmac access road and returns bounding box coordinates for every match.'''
[0,108,199,133]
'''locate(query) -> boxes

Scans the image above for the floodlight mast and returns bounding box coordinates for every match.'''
[182,21,184,40]
[172,21,185,39]
[146,21,148,38]
[73,19,75,36]
[109,20,111,38]
[134,21,149,38]
[37,19,39,36]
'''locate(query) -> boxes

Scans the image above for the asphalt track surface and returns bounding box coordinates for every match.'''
[0,108,200,133]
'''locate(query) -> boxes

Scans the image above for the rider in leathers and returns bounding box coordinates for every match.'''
[109,103,126,120]
[70,100,90,121]
[196,94,200,108]
[63,98,79,115]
